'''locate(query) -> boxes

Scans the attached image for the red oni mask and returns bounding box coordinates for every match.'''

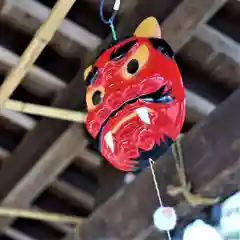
[85,17,185,172]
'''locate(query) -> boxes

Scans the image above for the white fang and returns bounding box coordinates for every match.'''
[104,131,114,152]
[136,107,151,124]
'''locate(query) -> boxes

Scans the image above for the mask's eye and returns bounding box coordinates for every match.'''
[86,87,104,110]
[92,90,102,105]
[127,59,139,74]
[122,44,149,79]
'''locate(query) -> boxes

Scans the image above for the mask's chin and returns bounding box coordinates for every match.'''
[132,134,173,171]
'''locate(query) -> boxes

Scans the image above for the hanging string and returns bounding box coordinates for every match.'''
[149,158,172,240]
[100,0,119,41]
[149,158,163,206]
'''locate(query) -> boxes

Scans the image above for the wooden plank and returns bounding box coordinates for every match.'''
[162,0,227,52]
[0,109,36,131]
[185,89,216,123]
[51,179,95,211]
[4,227,37,240]
[0,46,66,98]
[80,88,240,239]
[178,24,240,89]
[0,124,85,230]
[179,37,240,89]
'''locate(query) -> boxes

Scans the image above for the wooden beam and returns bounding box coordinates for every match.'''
[1,0,102,52]
[80,88,240,239]
[0,109,36,131]
[179,37,240,90]
[0,67,86,201]
[0,146,96,212]
[3,227,37,240]
[0,46,66,98]
[0,124,86,230]
[178,24,240,89]
[185,89,216,123]
[162,0,227,52]
[195,24,240,64]
[51,179,95,211]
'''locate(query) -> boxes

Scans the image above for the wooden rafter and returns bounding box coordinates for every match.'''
[0,0,76,105]
[179,25,240,89]
[0,124,86,229]
[0,68,86,201]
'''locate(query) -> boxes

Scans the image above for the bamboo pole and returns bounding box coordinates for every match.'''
[0,207,84,239]
[0,0,76,106]
[3,99,86,123]
[0,207,83,224]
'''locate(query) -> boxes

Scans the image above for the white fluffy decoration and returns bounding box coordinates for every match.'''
[153,206,177,231]
[183,220,223,240]
[220,192,240,238]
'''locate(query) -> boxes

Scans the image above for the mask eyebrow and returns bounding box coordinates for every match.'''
[109,40,137,61]
[85,66,98,86]
[148,38,174,59]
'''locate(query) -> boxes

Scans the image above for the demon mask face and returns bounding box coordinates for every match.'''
[84,17,186,172]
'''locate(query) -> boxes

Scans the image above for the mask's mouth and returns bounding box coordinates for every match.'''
[96,85,174,149]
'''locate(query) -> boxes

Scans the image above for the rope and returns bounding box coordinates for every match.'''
[100,0,119,41]
[149,158,172,240]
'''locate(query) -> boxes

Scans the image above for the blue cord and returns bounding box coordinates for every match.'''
[100,0,118,41]
[109,22,117,41]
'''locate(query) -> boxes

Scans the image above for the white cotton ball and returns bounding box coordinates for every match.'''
[221,192,240,216]
[183,220,223,240]
[220,191,240,238]
[153,206,177,231]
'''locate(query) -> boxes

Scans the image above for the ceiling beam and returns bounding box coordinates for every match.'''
[161,0,227,52]
[0,109,36,131]
[0,140,98,233]
[0,67,87,205]
[1,0,102,52]
[185,89,216,123]
[178,24,240,89]
[3,227,37,240]
[195,24,240,64]
[0,124,87,230]
[51,179,95,211]
[0,46,66,98]
[80,84,240,240]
